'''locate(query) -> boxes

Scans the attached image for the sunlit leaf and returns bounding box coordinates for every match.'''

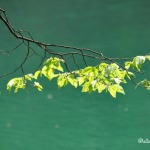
[82,66,93,75]
[33,71,41,79]
[77,76,86,86]
[108,85,117,98]
[7,77,26,93]
[82,82,92,93]
[24,74,33,81]
[132,56,145,71]
[57,75,68,88]
[125,61,132,70]
[115,84,125,95]
[108,84,125,98]
[126,71,135,80]
[114,78,121,84]
[34,82,43,91]
[145,55,150,60]
[96,83,106,93]
[67,75,78,88]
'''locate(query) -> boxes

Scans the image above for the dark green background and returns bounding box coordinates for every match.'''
[0,0,150,149]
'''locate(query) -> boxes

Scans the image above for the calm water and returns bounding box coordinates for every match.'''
[0,0,150,149]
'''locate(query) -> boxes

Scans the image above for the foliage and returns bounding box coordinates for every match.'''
[7,55,150,98]
[1,8,150,98]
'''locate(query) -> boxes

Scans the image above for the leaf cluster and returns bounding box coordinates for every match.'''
[7,55,150,97]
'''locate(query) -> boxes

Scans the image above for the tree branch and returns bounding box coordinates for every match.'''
[1,8,149,94]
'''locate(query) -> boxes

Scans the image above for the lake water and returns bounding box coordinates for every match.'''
[0,0,150,149]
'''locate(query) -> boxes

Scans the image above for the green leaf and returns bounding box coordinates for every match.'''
[57,75,68,88]
[82,82,92,93]
[125,61,132,70]
[7,78,16,92]
[33,71,41,79]
[7,77,26,93]
[82,66,93,74]
[126,71,135,80]
[41,67,57,80]
[47,69,58,80]
[44,57,64,72]
[108,84,125,98]
[56,65,64,72]
[113,78,121,84]
[67,75,78,88]
[96,83,106,93]
[136,79,150,90]
[132,56,145,71]
[77,76,86,86]
[51,58,64,72]
[104,63,119,77]
[98,63,108,71]
[41,66,48,77]
[34,82,43,91]
[115,84,125,95]
[108,85,117,98]
[24,74,33,81]
[145,55,150,60]
[91,80,97,88]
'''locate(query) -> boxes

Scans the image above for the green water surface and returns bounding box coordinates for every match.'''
[0,0,150,149]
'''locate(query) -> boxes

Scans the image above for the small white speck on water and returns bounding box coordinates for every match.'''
[47,94,53,100]
[54,124,60,128]
[124,107,128,112]
[6,122,12,128]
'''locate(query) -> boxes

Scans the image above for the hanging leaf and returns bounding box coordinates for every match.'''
[125,61,132,70]
[136,79,150,90]
[82,82,92,93]
[132,56,145,71]
[33,71,41,79]
[96,83,106,93]
[108,85,117,98]
[145,55,150,60]
[57,75,68,88]
[108,84,125,98]
[7,77,26,93]
[67,75,78,88]
[34,82,43,91]
[77,76,86,86]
